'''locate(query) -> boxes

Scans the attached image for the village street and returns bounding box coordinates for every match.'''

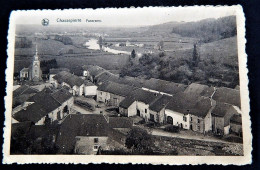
[135,124,235,144]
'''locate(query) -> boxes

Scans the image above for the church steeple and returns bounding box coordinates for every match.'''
[34,44,39,61]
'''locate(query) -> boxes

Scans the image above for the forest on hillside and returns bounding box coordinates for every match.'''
[171,16,236,43]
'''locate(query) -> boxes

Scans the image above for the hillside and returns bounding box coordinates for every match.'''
[171,16,236,43]
[120,36,239,88]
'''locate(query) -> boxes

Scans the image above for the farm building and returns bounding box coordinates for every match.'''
[52,71,84,96]
[119,88,162,121]
[211,102,239,135]
[82,65,106,82]
[49,68,70,84]
[141,78,187,96]
[230,114,242,137]
[164,92,214,133]
[149,95,172,123]
[184,83,211,96]
[56,114,109,155]
[212,87,241,108]
[97,81,137,106]
[13,88,74,125]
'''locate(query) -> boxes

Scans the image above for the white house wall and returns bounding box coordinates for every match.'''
[165,109,189,129]
[127,101,137,117]
[84,86,97,96]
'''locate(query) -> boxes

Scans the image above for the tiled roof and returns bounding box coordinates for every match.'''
[212,87,241,108]
[149,95,172,112]
[87,65,106,77]
[142,78,187,95]
[97,81,137,97]
[108,117,133,128]
[211,102,234,117]
[230,114,242,125]
[184,83,210,96]
[53,71,84,87]
[201,87,215,98]
[13,88,72,123]
[13,85,38,98]
[56,114,109,154]
[166,92,212,118]
[84,80,95,86]
[119,88,162,109]
[20,68,29,72]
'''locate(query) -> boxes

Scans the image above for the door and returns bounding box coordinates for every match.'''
[166,116,173,124]
[137,109,140,116]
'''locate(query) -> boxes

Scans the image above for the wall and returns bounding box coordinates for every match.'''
[230,123,242,134]
[165,109,189,129]
[224,125,230,135]
[97,90,110,104]
[212,116,224,134]
[204,111,212,132]
[74,136,108,155]
[136,101,150,121]
[49,74,56,84]
[109,93,125,107]
[84,85,97,96]
[108,128,127,145]
[189,115,205,133]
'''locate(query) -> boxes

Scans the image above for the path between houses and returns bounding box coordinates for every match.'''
[149,128,233,144]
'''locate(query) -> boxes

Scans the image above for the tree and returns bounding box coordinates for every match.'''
[158,41,164,51]
[192,43,200,68]
[131,49,136,59]
[125,128,154,154]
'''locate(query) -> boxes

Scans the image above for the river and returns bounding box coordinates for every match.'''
[85,38,141,56]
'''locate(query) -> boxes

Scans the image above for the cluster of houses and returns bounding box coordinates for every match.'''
[79,65,242,136]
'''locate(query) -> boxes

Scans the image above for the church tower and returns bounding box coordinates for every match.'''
[30,45,42,81]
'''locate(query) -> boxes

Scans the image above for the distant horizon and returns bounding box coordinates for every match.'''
[12,7,236,27]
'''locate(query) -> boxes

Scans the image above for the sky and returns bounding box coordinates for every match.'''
[12,6,238,27]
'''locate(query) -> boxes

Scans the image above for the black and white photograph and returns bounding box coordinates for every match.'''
[3,6,251,164]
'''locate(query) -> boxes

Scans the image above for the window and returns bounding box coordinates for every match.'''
[94,138,99,143]
[197,119,200,124]
[197,125,200,131]
[100,92,102,95]
[145,109,147,113]
[93,145,99,151]
[183,116,187,122]
[190,117,193,122]
[150,114,154,121]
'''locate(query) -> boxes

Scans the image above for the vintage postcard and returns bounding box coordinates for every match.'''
[3,6,251,165]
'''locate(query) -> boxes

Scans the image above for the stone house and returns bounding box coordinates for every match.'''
[164,92,214,133]
[119,88,162,121]
[13,88,74,125]
[148,95,172,123]
[49,68,70,84]
[230,114,242,137]
[211,102,239,135]
[56,114,109,155]
[53,71,84,96]
[97,81,136,107]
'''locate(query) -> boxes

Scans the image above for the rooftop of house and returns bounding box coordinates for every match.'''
[149,95,173,112]
[211,102,235,118]
[84,80,95,86]
[53,71,84,87]
[142,78,187,95]
[20,67,29,72]
[212,87,241,108]
[200,86,215,98]
[108,117,133,128]
[97,81,137,97]
[56,114,109,154]
[166,92,212,118]
[49,68,70,74]
[13,85,39,98]
[184,83,210,96]
[84,65,106,77]
[119,88,162,108]
[230,114,242,125]
[13,88,72,123]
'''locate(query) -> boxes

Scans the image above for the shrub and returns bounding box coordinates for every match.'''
[164,125,180,133]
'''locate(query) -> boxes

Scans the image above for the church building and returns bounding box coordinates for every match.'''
[19,45,42,81]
